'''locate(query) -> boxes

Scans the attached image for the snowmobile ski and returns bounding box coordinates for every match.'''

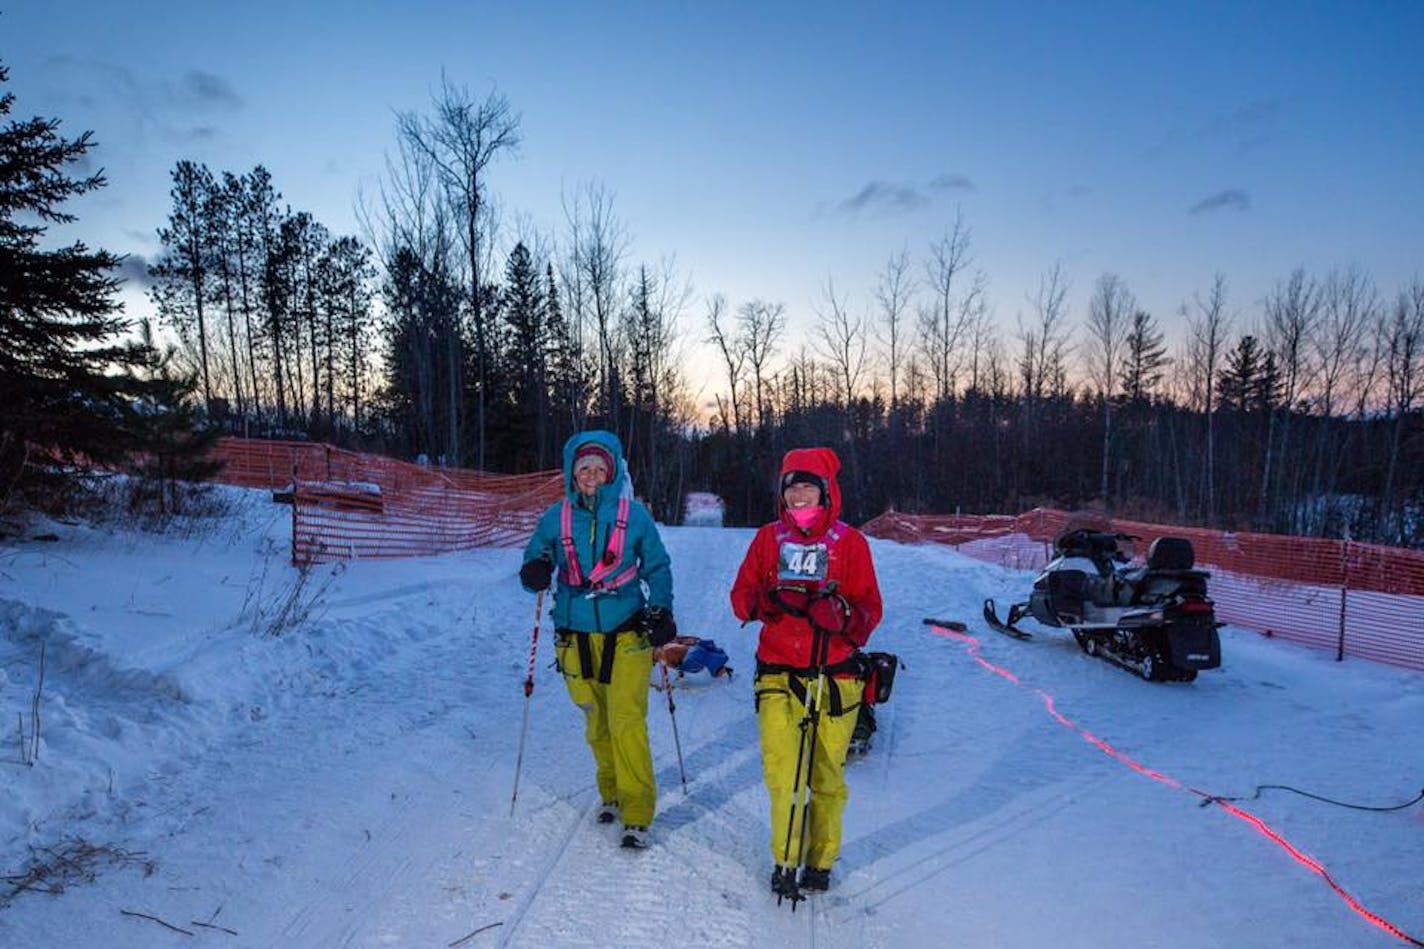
[980,600,1034,640]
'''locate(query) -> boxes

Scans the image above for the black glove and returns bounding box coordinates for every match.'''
[519,555,553,592]
[640,606,678,647]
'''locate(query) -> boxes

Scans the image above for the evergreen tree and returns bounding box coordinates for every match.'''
[128,321,223,514]
[150,159,217,406]
[1119,309,1169,402]
[500,242,548,468]
[379,246,463,460]
[544,262,585,439]
[0,62,205,507]
[321,236,376,431]
[1218,335,1263,412]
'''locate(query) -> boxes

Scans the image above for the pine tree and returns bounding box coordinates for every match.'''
[1218,335,1262,412]
[501,242,547,468]
[1119,309,1169,402]
[0,61,203,507]
[150,160,217,406]
[128,321,223,514]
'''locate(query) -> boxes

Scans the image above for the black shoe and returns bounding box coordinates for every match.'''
[596,801,619,824]
[799,866,830,891]
[770,866,800,898]
[620,824,649,849]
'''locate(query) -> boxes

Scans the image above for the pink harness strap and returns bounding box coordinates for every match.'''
[559,492,638,592]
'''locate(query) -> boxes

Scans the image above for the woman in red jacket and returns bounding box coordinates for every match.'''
[729,447,883,899]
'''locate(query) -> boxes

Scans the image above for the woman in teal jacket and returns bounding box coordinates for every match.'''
[519,431,675,849]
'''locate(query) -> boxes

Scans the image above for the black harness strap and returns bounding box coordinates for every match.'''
[575,632,595,680]
[597,630,619,685]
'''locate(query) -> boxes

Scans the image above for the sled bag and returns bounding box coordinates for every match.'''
[861,652,902,706]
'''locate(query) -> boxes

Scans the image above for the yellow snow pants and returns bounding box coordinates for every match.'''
[755,671,863,868]
[556,630,656,826]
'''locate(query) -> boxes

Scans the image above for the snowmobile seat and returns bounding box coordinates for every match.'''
[1116,537,1209,603]
[1119,537,1211,603]
[1146,537,1195,571]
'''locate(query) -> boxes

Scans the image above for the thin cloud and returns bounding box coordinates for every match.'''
[36,56,238,149]
[1038,184,1092,214]
[834,181,930,216]
[1198,99,1281,148]
[928,173,976,193]
[1146,97,1285,160]
[179,70,242,110]
[1189,189,1251,215]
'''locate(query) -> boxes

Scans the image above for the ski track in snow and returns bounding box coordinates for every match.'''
[0,502,1421,948]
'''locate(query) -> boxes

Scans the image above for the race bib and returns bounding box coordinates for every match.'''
[778,541,829,582]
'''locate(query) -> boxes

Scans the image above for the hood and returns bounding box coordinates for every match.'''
[778,446,842,536]
[561,430,628,502]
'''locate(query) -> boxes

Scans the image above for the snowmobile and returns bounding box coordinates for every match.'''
[984,529,1221,682]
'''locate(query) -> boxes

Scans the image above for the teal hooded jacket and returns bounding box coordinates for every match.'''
[521,431,673,632]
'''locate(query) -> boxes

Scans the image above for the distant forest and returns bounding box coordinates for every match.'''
[8,66,1422,546]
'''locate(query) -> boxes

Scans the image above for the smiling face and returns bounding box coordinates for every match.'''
[782,481,822,510]
[575,460,609,498]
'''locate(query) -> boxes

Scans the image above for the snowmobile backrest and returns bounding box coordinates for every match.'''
[1146,537,1195,571]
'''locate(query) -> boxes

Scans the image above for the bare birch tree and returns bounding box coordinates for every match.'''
[1378,279,1424,543]
[1085,273,1135,503]
[705,293,745,434]
[920,213,977,400]
[1019,262,1071,401]
[738,299,785,431]
[873,247,914,408]
[396,76,521,468]
[1260,268,1322,522]
[814,277,868,405]
[563,182,628,428]
[360,125,461,458]
[1184,273,1232,523]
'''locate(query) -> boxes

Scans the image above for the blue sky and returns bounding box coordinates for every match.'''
[6,1,1422,396]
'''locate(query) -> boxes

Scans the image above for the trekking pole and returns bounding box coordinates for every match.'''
[659,660,689,794]
[509,589,545,817]
[777,623,831,910]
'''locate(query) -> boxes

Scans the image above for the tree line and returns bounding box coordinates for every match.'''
[5,61,1421,546]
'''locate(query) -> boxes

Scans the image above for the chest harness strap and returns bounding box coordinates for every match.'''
[559,479,639,594]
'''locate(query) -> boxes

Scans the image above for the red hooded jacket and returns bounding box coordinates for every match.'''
[730,447,883,671]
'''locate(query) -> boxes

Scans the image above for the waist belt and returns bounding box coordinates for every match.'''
[755,659,863,717]
[562,621,638,685]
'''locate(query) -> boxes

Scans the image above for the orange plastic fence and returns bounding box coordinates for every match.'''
[863,508,1424,672]
[210,438,562,564]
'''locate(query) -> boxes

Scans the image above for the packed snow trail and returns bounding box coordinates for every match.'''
[0,495,1421,947]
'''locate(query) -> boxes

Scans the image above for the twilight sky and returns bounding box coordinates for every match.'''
[5,1,1422,398]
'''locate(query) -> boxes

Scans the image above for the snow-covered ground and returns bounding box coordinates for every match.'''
[1,485,1421,948]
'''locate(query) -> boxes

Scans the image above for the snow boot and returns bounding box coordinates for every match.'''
[770,866,800,899]
[620,824,649,849]
[596,801,619,824]
[799,866,830,891]
[848,705,876,756]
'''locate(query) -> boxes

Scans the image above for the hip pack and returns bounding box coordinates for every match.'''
[860,651,903,706]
